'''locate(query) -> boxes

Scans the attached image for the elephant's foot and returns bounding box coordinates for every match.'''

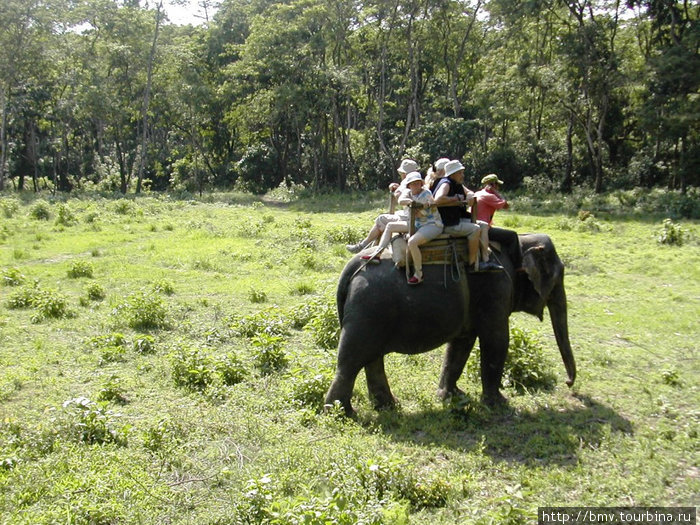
[323,399,356,418]
[481,389,508,407]
[371,392,399,411]
[437,386,467,401]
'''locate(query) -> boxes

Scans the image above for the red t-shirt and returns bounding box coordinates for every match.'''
[475,187,507,225]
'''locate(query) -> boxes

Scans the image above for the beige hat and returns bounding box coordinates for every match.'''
[481,173,504,185]
[444,160,465,177]
[403,171,423,185]
[398,159,420,175]
[434,157,449,172]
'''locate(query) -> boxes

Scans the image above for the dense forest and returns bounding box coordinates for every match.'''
[0,0,697,196]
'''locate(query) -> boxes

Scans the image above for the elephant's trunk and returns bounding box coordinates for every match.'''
[547,280,576,386]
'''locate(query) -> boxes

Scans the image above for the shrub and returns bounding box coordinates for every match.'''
[252,333,288,375]
[96,375,129,404]
[248,287,268,304]
[54,203,77,226]
[85,282,106,301]
[169,346,215,391]
[112,199,134,215]
[61,397,129,446]
[306,300,340,350]
[467,327,556,393]
[325,225,366,244]
[657,218,686,246]
[289,282,315,296]
[112,291,168,330]
[0,198,19,218]
[67,260,94,278]
[215,352,247,386]
[29,200,51,220]
[288,372,332,411]
[133,335,156,354]
[229,308,290,338]
[29,289,71,321]
[7,287,38,309]
[2,267,25,287]
[142,418,183,457]
[152,279,175,295]
[87,333,127,350]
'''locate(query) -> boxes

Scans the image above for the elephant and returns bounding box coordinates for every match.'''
[324,233,576,416]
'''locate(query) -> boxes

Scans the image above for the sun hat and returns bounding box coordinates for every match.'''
[434,157,450,172]
[403,171,423,185]
[397,159,420,175]
[444,160,465,178]
[481,173,504,185]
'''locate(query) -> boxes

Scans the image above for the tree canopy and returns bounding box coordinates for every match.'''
[0,0,697,194]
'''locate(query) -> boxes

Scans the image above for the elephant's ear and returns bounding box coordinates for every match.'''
[522,243,562,301]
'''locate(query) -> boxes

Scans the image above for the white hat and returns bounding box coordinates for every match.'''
[435,158,449,172]
[398,159,419,175]
[444,160,465,177]
[403,171,423,185]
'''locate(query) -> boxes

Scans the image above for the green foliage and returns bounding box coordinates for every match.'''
[96,375,129,404]
[111,291,168,330]
[132,334,156,354]
[2,267,25,286]
[288,372,332,411]
[248,287,268,304]
[252,333,288,375]
[85,282,106,301]
[28,288,71,322]
[657,218,686,246]
[306,299,340,350]
[67,260,94,278]
[54,203,77,226]
[60,397,129,446]
[169,346,216,392]
[152,279,175,295]
[215,352,247,386]
[229,308,291,338]
[0,197,19,218]
[29,200,51,220]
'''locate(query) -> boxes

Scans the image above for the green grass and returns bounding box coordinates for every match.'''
[0,192,698,524]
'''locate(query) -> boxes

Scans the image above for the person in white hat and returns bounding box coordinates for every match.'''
[360,171,443,285]
[433,160,503,272]
[424,157,449,193]
[345,159,420,254]
[475,173,522,270]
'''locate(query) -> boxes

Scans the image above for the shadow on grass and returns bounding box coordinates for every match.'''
[368,393,633,467]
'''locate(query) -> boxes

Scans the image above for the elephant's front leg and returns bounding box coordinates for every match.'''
[478,320,509,406]
[365,357,398,410]
[437,333,477,400]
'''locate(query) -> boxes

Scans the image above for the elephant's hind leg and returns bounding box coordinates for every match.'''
[438,333,477,400]
[365,357,398,410]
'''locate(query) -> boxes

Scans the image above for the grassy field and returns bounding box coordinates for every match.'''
[0,190,698,524]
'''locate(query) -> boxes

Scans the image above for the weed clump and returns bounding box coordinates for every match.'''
[306,300,340,350]
[67,260,94,278]
[248,287,268,304]
[9,287,72,322]
[2,267,25,286]
[61,397,129,446]
[657,218,686,246]
[152,279,175,295]
[85,282,106,301]
[288,372,332,411]
[112,291,168,330]
[29,200,51,220]
[96,375,129,404]
[252,333,288,375]
[54,203,77,226]
[133,334,156,354]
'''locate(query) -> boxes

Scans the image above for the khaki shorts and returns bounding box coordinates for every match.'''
[443,220,480,239]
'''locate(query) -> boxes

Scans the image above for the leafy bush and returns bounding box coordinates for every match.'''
[29,289,71,321]
[0,197,19,218]
[142,418,183,458]
[67,260,94,278]
[248,287,268,304]
[289,282,315,296]
[169,346,215,391]
[2,267,25,286]
[215,352,247,386]
[96,375,129,404]
[133,334,156,354]
[85,282,106,301]
[325,225,367,244]
[87,333,127,350]
[467,327,556,393]
[7,287,38,309]
[306,300,340,350]
[288,372,332,411]
[152,279,175,295]
[54,203,77,226]
[657,218,686,246]
[29,200,51,220]
[252,333,288,375]
[60,397,129,446]
[229,308,290,338]
[112,291,168,330]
